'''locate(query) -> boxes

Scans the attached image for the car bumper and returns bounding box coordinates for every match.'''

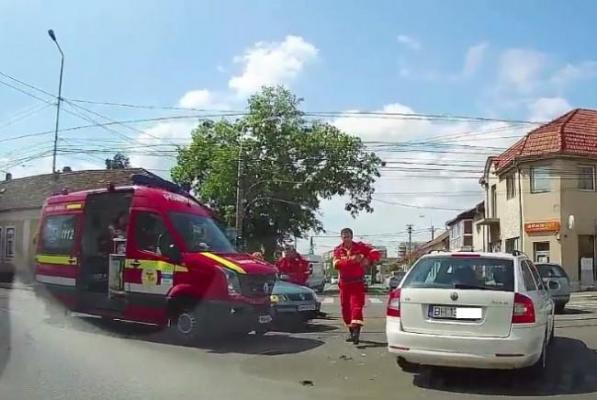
[209,301,272,330]
[386,317,544,370]
[272,302,321,319]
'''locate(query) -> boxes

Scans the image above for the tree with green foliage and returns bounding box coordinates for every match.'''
[171,86,382,259]
[105,152,131,169]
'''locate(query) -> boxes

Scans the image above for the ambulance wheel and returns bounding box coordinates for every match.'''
[170,305,208,344]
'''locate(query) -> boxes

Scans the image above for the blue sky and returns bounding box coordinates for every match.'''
[1,1,596,254]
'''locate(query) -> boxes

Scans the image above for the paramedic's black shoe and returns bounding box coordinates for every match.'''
[345,327,354,342]
[351,325,361,345]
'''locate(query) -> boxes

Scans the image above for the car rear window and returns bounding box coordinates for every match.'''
[402,256,514,291]
[537,264,567,278]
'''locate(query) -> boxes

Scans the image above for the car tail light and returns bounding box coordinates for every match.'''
[512,293,535,324]
[387,289,401,317]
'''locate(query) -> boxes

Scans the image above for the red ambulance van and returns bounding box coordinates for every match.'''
[34,174,277,342]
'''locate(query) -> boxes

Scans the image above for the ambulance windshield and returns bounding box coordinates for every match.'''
[170,212,236,253]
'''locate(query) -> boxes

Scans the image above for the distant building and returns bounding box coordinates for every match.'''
[446,202,484,252]
[412,230,449,257]
[0,168,153,280]
[480,108,597,283]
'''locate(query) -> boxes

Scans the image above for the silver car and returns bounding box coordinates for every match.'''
[536,263,570,313]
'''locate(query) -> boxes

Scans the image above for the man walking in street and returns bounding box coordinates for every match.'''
[275,246,311,286]
[333,228,380,345]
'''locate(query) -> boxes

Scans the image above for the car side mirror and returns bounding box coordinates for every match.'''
[166,244,182,265]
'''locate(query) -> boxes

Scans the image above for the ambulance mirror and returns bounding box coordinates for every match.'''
[165,244,182,264]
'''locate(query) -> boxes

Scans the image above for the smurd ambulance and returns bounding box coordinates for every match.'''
[34,174,276,342]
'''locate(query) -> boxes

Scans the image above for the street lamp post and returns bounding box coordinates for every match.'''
[48,29,64,174]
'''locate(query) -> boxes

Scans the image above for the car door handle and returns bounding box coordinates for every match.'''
[68,257,77,264]
[130,260,141,268]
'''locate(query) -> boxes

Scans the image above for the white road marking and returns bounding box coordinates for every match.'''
[322,297,334,304]
[369,298,383,304]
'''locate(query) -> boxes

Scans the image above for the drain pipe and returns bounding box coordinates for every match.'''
[517,163,524,253]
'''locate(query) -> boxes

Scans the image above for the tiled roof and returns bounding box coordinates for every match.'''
[494,108,597,171]
[445,201,484,226]
[0,168,153,212]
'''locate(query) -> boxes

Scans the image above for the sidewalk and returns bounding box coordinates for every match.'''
[0,277,34,291]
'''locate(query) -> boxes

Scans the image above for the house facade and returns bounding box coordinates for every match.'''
[446,202,484,252]
[479,108,597,284]
[0,168,152,281]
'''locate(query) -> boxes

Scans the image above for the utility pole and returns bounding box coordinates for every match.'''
[234,140,243,247]
[309,236,314,255]
[431,225,436,241]
[406,224,413,260]
[48,29,64,174]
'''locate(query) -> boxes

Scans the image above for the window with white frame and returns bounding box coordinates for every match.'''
[531,166,551,193]
[578,165,595,191]
[5,227,15,258]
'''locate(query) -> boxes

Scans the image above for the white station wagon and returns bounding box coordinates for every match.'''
[386,252,555,372]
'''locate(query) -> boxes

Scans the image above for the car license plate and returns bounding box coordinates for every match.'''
[428,306,482,320]
[258,315,272,324]
[298,304,317,311]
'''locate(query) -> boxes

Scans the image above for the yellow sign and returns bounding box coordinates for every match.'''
[142,270,158,285]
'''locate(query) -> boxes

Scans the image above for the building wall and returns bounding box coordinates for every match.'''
[486,165,521,249]
[485,157,597,281]
[0,208,41,281]
[519,160,563,267]
[559,158,597,280]
[473,214,485,252]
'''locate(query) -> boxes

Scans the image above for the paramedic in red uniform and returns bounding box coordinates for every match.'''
[275,247,311,286]
[333,228,380,345]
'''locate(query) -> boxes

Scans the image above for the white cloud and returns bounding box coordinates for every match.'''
[332,103,432,142]
[398,42,488,81]
[228,35,318,97]
[462,42,488,77]
[178,89,212,109]
[396,35,421,51]
[550,61,597,88]
[498,48,547,93]
[302,103,530,256]
[129,120,195,177]
[527,97,572,122]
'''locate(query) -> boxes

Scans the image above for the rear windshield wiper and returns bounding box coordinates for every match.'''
[453,284,488,290]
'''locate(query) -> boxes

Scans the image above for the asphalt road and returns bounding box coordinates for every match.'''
[1,287,597,400]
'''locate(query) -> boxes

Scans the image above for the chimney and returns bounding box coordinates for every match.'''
[62,166,72,173]
[5,173,12,181]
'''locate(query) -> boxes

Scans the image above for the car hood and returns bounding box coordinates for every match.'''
[273,280,314,295]
[187,252,277,275]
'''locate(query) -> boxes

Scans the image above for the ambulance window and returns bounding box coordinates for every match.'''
[135,212,172,254]
[41,215,77,255]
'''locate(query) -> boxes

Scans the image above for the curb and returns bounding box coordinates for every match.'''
[0,281,34,291]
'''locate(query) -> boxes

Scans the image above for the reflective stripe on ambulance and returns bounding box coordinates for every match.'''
[124,259,187,295]
[35,275,76,286]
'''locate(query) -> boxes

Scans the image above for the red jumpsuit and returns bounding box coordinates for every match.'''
[275,254,310,286]
[333,242,380,327]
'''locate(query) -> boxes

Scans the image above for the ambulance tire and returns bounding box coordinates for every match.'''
[170,305,209,345]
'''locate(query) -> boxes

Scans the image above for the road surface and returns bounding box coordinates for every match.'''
[1,286,597,399]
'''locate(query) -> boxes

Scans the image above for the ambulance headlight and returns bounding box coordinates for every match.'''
[218,267,241,295]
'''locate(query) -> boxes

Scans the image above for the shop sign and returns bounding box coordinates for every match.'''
[524,221,560,234]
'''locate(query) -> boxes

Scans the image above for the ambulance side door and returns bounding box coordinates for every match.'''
[36,212,80,299]
[125,210,177,310]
